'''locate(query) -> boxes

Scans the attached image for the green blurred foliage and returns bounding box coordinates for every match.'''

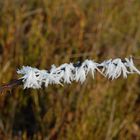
[0,0,140,139]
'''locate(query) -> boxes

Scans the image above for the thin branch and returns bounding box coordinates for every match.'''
[0,79,23,93]
[0,57,140,93]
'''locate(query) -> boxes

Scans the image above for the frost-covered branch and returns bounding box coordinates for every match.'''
[16,57,140,89]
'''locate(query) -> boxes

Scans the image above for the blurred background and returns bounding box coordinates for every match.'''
[0,0,140,139]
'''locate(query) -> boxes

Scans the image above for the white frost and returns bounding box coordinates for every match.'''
[17,57,140,89]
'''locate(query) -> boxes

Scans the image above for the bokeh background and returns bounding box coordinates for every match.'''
[0,0,140,139]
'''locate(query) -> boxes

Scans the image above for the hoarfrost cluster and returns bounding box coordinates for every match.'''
[17,57,140,89]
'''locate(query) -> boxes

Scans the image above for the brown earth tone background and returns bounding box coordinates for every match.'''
[0,0,140,139]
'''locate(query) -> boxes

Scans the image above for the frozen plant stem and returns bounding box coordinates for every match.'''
[0,56,140,92]
[16,57,140,89]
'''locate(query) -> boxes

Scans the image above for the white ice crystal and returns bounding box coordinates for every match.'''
[111,59,129,79]
[17,66,42,89]
[45,65,64,86]
[125,57,140,75]
[82,60,103,78]
[59,63,75,84]
[75,65,86,83]
[101,59,129,79]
